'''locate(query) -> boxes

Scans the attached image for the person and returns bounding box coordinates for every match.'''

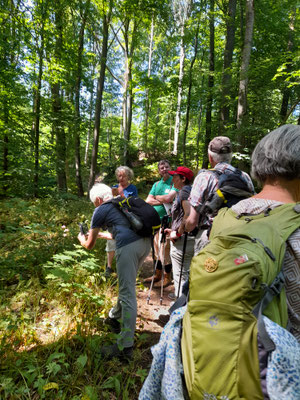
[78,183,151,360]
[164,166,196,299]
[105,166,138,277]
[233,124,300,341]
[144,159,178,287]
[139,124,300,399]
[185,136,254,252]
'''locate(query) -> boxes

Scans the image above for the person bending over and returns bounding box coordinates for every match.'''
[78,183,150,361]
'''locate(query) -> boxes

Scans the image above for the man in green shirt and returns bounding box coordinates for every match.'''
[144,159,178,287]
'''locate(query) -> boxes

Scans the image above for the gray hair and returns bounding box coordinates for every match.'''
[89,183,113,203]
[208,149,232,164]
[115,166,134,181]
[251,124,300,183]
[158,159,171,168]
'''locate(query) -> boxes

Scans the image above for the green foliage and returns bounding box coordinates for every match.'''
[0,197,154,399]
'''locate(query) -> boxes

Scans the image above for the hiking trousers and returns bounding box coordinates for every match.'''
[170,235,195,297]
[109,237,151,348]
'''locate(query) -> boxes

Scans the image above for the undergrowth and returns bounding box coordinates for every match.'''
[0,197,152,399]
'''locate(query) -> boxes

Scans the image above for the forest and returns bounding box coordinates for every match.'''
[1,0,299,197]
[0,0,299,398]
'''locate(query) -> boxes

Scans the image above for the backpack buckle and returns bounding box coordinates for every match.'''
[268,271,285,296]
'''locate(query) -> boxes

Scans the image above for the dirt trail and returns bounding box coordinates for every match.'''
[136,252,174,335]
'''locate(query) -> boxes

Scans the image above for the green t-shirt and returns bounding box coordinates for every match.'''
[149,176,178,219]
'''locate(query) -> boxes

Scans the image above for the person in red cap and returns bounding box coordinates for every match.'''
[164,166,196,299]
[185,136,254,253]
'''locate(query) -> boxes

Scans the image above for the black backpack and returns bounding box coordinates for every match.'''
[111,196,161,237]
[202,167,254,215]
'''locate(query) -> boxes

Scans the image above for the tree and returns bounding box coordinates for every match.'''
[172,0,192,156]
[31,0,49,197]
[51,0,67,192]
[202,0,215,169]
[182,17,200,164]
[73,0,91,197]
[236,0,254,132]
[88,0,113,191]
[219,0,237,133]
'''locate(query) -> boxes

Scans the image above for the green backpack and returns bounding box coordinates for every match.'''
[181,203,300,400]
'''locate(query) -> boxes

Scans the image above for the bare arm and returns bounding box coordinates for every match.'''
[156,190,177,204]
[98,231,113,240]
[177,200,191,235]
[145,193,162,206]
[184,206,199,233]
[78,228,100,250]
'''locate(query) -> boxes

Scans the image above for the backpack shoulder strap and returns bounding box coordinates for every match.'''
[263,203,300,241]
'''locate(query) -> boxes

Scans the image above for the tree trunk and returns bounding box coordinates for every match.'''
[202,0,215,169]
[88,0,112,192]
[84,39,96,166]
[143,14,155,150]
[220,0,237,133]
[182,22,200,164]
[236,0,254,132]
[32,40,44,198]
[122,18,137,165]
[52,0,67,192]
[279,11,295,123]
[173,24,185,156]
[74,1,90,197]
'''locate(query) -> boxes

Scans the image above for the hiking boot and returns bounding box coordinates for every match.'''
[104,267,112,277]
[144,268,162,284]
[104,317,121,334]
[99,343,133,362]
[163,272,172,288]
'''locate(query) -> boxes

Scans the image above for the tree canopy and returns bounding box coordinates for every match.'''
[0,0,299,197]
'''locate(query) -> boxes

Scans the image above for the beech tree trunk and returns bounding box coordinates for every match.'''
[143,14,154,150]
[122,18,137,165]
[220,0,237,133]
[52,0,67,192]
[74,1,90,197]
[279,11,295,123]
[173,24,185,156]
[182,21,200,164]
[202,0,215,169]
[236,0,254,131]
[88,0,112,192]
[32,31,44,197]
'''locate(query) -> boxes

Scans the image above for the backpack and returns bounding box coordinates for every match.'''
[200,167,253,217]
[181,203,300,400]
[111,196,161,237]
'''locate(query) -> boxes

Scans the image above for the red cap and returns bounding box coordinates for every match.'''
[168,166,194,181]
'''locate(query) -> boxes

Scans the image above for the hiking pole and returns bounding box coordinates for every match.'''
[177,233,187,299]
[159,230,167,305]
[146,231,165,304]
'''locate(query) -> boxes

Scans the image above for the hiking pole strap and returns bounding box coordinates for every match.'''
[252,270,285,352]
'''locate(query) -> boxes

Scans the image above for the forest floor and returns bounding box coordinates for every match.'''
[135,252,174,358]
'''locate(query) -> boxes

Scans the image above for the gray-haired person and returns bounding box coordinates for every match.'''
[105,166,138,277]
[78,183,150,360]
[238,124,300,341]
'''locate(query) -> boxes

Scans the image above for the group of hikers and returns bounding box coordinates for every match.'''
[78,124,300,400]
